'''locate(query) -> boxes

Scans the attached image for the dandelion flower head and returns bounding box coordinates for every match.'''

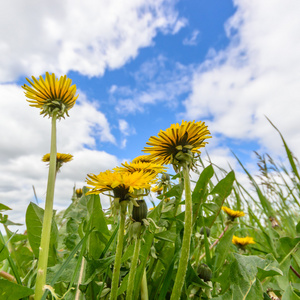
[222,206,245,220]
[23,72,78,119]
[143,120,211,170]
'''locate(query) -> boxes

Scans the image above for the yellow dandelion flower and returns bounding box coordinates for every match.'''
[132,155,153,163]
[143,120,211,170]
[151,185,163,193]
[42,153,73,171]
[86,170,157,201]
[75,188,83,198]
[22,72,78,119]
[114,161,167,175]
[232,236,255,248]
[222,206,245,220]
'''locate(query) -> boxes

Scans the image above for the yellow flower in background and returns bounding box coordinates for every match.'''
[114,161,167,175]
[132,155,153,163]
[75,188,83,198]
[22,72,78,119]
[151,185,163,193]
[232,236,255,248]
[222,206,245,220]
[143,120,211,171]
[86,170,157,200]
[42,153,73,171]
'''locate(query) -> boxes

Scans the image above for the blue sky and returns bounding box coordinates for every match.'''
[1,0,300,226]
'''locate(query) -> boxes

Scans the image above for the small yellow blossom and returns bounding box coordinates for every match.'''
[232,235,255,248]
[222,206,245,220]
[75,188,83,198]
[42,153,73,171]
[151,185,163,194]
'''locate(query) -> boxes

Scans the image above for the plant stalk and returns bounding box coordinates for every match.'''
[34,114,57,300]
[170,163,192,300]
[126,237,141,300]
[110,201,127,300]
[140,268,149,300]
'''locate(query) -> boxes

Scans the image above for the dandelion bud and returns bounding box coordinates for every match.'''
[132,200,148,223]
[197,263,212,282]
[199,226,210,237]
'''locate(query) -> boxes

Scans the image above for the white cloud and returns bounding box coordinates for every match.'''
[183,0,300,159]
[0,0,185,82]
[0,84,119,229]
[111,56,194,114]
[183,29,200,46]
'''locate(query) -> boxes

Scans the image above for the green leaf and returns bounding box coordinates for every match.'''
[206,171,235,227]
[230,254,265,299]
[154,231,177,243]
[192,164,214,205]
[193,164,214,223]
[213,225,236,273]
[282,283,300,300]
[0,203,12,211]
[296,221,300,234]
[25,202,59,266]
[0,239,9,262]
[0,279,34,300]
[87,193,110,259]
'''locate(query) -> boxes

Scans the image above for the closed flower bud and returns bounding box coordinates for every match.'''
[132,200,148,223]
[200,226,210,237]
[197,263,212,282]
[161,173,170,181]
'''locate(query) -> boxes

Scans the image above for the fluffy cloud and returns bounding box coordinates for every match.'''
[110,55,194,114]
[0,84,119,228]
[0,0,185,82]
[183,0,300,158]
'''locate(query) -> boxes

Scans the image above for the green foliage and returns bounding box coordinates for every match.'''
[0,279,34,300]
[1,125,300,299]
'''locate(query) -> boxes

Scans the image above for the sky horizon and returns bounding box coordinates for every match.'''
[1,0,300,230]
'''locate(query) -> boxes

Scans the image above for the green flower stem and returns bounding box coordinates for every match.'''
[126,237,141,300]
[140,268,149,300]
[34,114,57,300]
[110,201,127,300]
[170,163,192,300]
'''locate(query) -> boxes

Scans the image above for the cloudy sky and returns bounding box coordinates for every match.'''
[1,0,300,229]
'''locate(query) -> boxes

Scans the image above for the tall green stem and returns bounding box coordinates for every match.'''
[126,237,141,300]
[34,114,57,300]
[110,201,127,300]
[170,164,192,300]
[140,268,149,300]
